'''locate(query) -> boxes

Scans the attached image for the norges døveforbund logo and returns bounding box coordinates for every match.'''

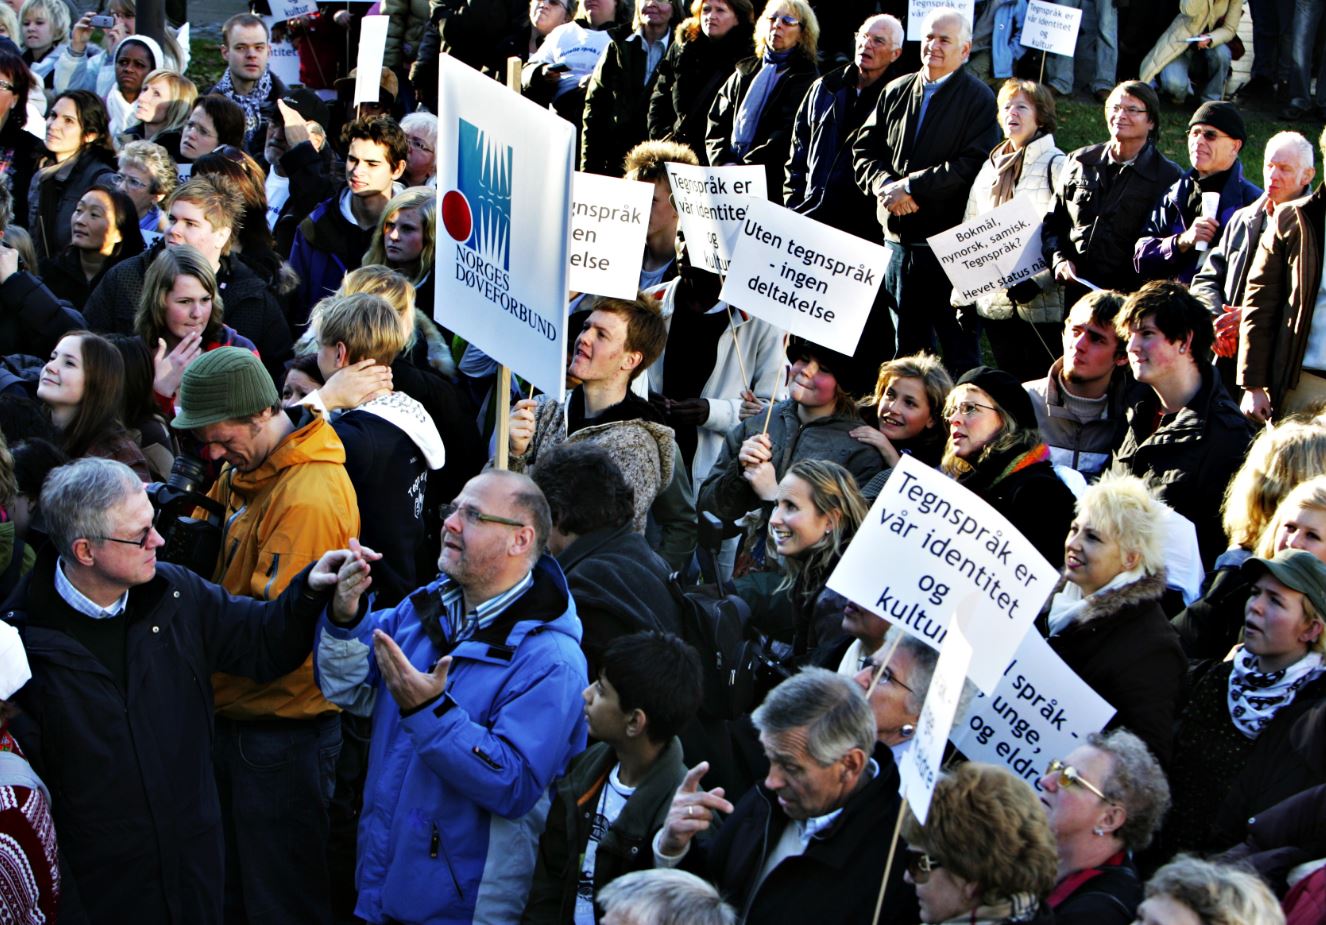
[441,119,513,271]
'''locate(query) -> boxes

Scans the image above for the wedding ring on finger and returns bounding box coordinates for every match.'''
[686,805,694,817]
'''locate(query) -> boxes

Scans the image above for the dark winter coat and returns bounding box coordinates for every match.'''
[2,549,330,925]
[1221,783,1326,896]
[705,51,818,205]
[30,145,116,261]
[0,268,86,360]
[581,31,670,176]
[522,738,687,924]
[1134,160,1263,284]
[289,189,375,328]
[1050,853,1142,925]
[1042,141,1184,293]
[784,64,886,241]
[0,113,41,231]
[647,25,753,164]
[852,66,1000,243]
[1110,364,1252,568]
[1171,561,1253,660]
[1040,572,1187,766]
[958,444,1076,568]
[273,140,339,259]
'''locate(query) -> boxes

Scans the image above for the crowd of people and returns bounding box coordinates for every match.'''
[0,0,1320,922]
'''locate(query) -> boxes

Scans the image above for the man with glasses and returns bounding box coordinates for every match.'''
[171,346,360,925]
[653,668,911,924]
[313,469,589,925]
[2,456,358,922]
[1043,81,1182,310]
[1135,102,1261,286]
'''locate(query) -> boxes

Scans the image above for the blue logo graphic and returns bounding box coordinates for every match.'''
[456,118,513,271]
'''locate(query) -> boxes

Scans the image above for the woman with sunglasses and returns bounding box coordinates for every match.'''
[1039,730,1170,925]
[1164,548,1326,857]
[36,330,150,480]
[704,0,817,204]
[1040,473,1186,766]
[941,366,1075,567]
[902,762,1058,925]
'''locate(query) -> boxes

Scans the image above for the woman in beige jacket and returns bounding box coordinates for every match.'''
[1139,0,1242,103]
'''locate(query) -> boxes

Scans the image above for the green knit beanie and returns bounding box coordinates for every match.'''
[171,347,279,430]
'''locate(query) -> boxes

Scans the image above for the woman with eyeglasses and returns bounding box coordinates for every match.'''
[902,762,1058,925]
[1039,730,1170,925]
[31,89,116,261]
[122,68,195,153]
[647,0,754,164]
[115,138,175,234]
[36,330,150,480]
[1040,473,1186,766]
[0,46,40,228]
[941,366,1075,567]
[703,0,817,204]
[177,94,245,164]
[38,180,144,312]
[399,112,436,187]
[953,79,1065,383]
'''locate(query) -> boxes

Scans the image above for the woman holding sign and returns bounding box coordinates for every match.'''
[1041,473,1186,766]
[941,366,1075,567]
[954,80,1064,384]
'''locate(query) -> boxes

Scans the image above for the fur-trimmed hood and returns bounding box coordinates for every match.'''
[1046,569,1168,630]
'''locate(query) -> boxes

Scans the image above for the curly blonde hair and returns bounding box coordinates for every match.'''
[1223,421,1326,551]
[1144,857,1284,925]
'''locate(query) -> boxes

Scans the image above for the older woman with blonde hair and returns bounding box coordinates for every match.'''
[902,762,1058,925]
[703,0,817,203]
[1175,422,1326,659]
[1042,473,1186,765]
[1138,858,1284,925]
[1040,730,1170,925]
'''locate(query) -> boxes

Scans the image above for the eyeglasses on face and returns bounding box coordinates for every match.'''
[111,172,151,192]
[865,661,914,693]
[948,400,998,418]
[1044,759,1113,803]
[906,852,943,883]
[95,527,154,548]
[408,137,435,155]
[855,31,890,48]
[0,80,15,93]
[440,502,527,529]
[1108,104,1148,116]
[766,13,800,25]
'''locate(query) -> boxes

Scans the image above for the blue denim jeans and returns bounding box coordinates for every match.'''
[1046,0,1119,94]
[215,713,342,925]
[1287,0,1326,109]
[1158,44,1233,101]
[1250,0,1295,81]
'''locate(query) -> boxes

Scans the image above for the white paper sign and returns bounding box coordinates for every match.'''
[267,0,316,23]
[951,631,1116,787]
[906,0,977,41]
[826,455,1059,692]
[354,16,391,106]
[719,197,888,357]
[900,615,973,825]
[568,172,653,299]
[927,195,1048,306]
[267,39,301,88]
[665,163,766,275]
[435,54,574,398]
[1020,0,1083,56]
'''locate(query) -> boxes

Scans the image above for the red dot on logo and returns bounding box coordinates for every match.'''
[441,190,473,242]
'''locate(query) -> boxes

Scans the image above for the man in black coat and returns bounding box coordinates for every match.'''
[652,668,913,924]
[2,457,353,924]
[852,8,999,375]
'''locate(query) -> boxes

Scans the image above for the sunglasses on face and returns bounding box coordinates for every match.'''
[1044,759,1113,803]
[906,852,943,883]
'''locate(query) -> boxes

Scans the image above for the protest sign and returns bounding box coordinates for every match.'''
[1021,0,1083,56]
[266,38,301,87]
[826,454,1058,692]
[665,163,766,275]
[354,16,391,106]
[719,198,887,357]
[569,172,653,299]
[906,0,976,41]
[267,0,316,23]
[435,53,574,398]
[927,195,1048,306]
[951,631,1115,787]
[900,615,973,824]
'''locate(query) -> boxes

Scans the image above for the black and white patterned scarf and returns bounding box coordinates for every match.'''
[215,67,272,139]
[1227,647,1323,739]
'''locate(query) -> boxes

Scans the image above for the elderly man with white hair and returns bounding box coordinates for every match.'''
[852,7,998,375]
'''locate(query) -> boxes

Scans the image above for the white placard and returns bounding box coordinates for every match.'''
[718,197,888,357]
[951,631,1115,787]
[927,195,1048,306]
[900,615,973,825]
[568,172,653,299]
[435,54,574,399]
[267,39,301,88]
[906,0,977,41]
[267,0,316,23]
[826,455,1058,692]
[665,163,766,275]
[354,16,391,106]
[176,162,191,186]
[1020,0,1083,56]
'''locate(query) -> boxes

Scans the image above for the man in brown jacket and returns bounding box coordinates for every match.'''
[1240,126,1326,422]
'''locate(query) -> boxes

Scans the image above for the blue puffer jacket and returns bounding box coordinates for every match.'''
[314,554,589,925]
[1134,159,1263,284]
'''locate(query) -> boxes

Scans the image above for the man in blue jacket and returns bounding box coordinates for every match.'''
[314,470,589,925]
